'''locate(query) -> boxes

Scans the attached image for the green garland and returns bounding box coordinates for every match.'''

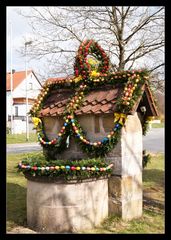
[74,39,109,78]
[30,39,151,158]
[17,153,113,181]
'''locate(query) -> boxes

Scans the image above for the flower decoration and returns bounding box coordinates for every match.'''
[29,39,151,158]
[74,39,109,79]
[18,161,113,173]
[17,156,114,179]
[114,113,127,125]
[32,117,42,127]
[74,75,82,83]
[90,70,100,77]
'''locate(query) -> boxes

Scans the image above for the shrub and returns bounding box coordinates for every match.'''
[143,150,151,168]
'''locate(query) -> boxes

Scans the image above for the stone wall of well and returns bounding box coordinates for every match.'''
[42,112,142,220]
[26,177,108,233]
[108,113,142,219]
[43,113,116,160]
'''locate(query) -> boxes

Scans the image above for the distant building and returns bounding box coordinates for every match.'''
[6,70,41,134]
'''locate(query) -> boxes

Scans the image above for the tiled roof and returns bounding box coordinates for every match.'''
[6,70,32,91]
[40,86,123,117]
[39,77,159,117]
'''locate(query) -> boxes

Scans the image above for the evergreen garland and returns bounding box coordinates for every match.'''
[17,153,113,180]
[30,39,151,158]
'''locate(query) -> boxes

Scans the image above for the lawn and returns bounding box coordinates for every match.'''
[151,122,164,128]
[6,152,164,233]
[7,133,38,144]
[81,152,165,234]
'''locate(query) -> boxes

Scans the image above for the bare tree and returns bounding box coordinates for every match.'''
[18,6,165,90]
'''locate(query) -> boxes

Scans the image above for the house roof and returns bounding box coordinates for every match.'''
[39,78,159,118]
[6,70,40,91]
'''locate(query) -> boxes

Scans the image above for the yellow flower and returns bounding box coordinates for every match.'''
[146,116,155,122]
[88,58,99,66]
[32,117,41,127]
[90,70,100,77]
[74,75,82,83]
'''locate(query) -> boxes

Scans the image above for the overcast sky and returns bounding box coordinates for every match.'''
[6,7,41,74]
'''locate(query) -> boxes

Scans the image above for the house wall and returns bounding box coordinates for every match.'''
[7,103,34,134]
[12,72,41,99]
[13,103,33,117]
[6,72,41,134]
[7,72,40,117]
[6,91,12,120]
[7,120,36,134]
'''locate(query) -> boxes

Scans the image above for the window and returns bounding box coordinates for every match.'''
[29,83,33,90]
[15,106,18,116]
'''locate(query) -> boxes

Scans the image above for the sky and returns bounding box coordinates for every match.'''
[6,6,74,80]
[6,7,41,74]
[6,6,164,83]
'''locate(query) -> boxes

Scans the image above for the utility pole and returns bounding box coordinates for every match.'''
[25,40,32,142]
[10,22,14,134]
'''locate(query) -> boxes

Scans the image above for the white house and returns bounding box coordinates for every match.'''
[6,70,42,134]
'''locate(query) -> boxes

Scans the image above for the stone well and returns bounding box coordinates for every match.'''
[25,175,108,233]
[43,112,143,220]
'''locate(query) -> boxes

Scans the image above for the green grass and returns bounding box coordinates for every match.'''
[80,153,164,234]
[7,152,164,233]
[151,122,164,128]
[7,152,29,231]
[143,153,164,188]
[7,133,38,144]
[80,209,164,233]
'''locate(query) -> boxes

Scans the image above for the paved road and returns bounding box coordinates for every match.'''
[7,142,42,154]
[7,128,164,154]
[143,128,164,153]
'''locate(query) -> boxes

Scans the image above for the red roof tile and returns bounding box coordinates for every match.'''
[101,103,113,113]
[101,100,107,104]
[39,81,159,117]
[41,107,50,116]
[39,86,122,117]
[49,106,59,115]
[43,89,72,109]
[81,105,92,113]
[106,89,118,101]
